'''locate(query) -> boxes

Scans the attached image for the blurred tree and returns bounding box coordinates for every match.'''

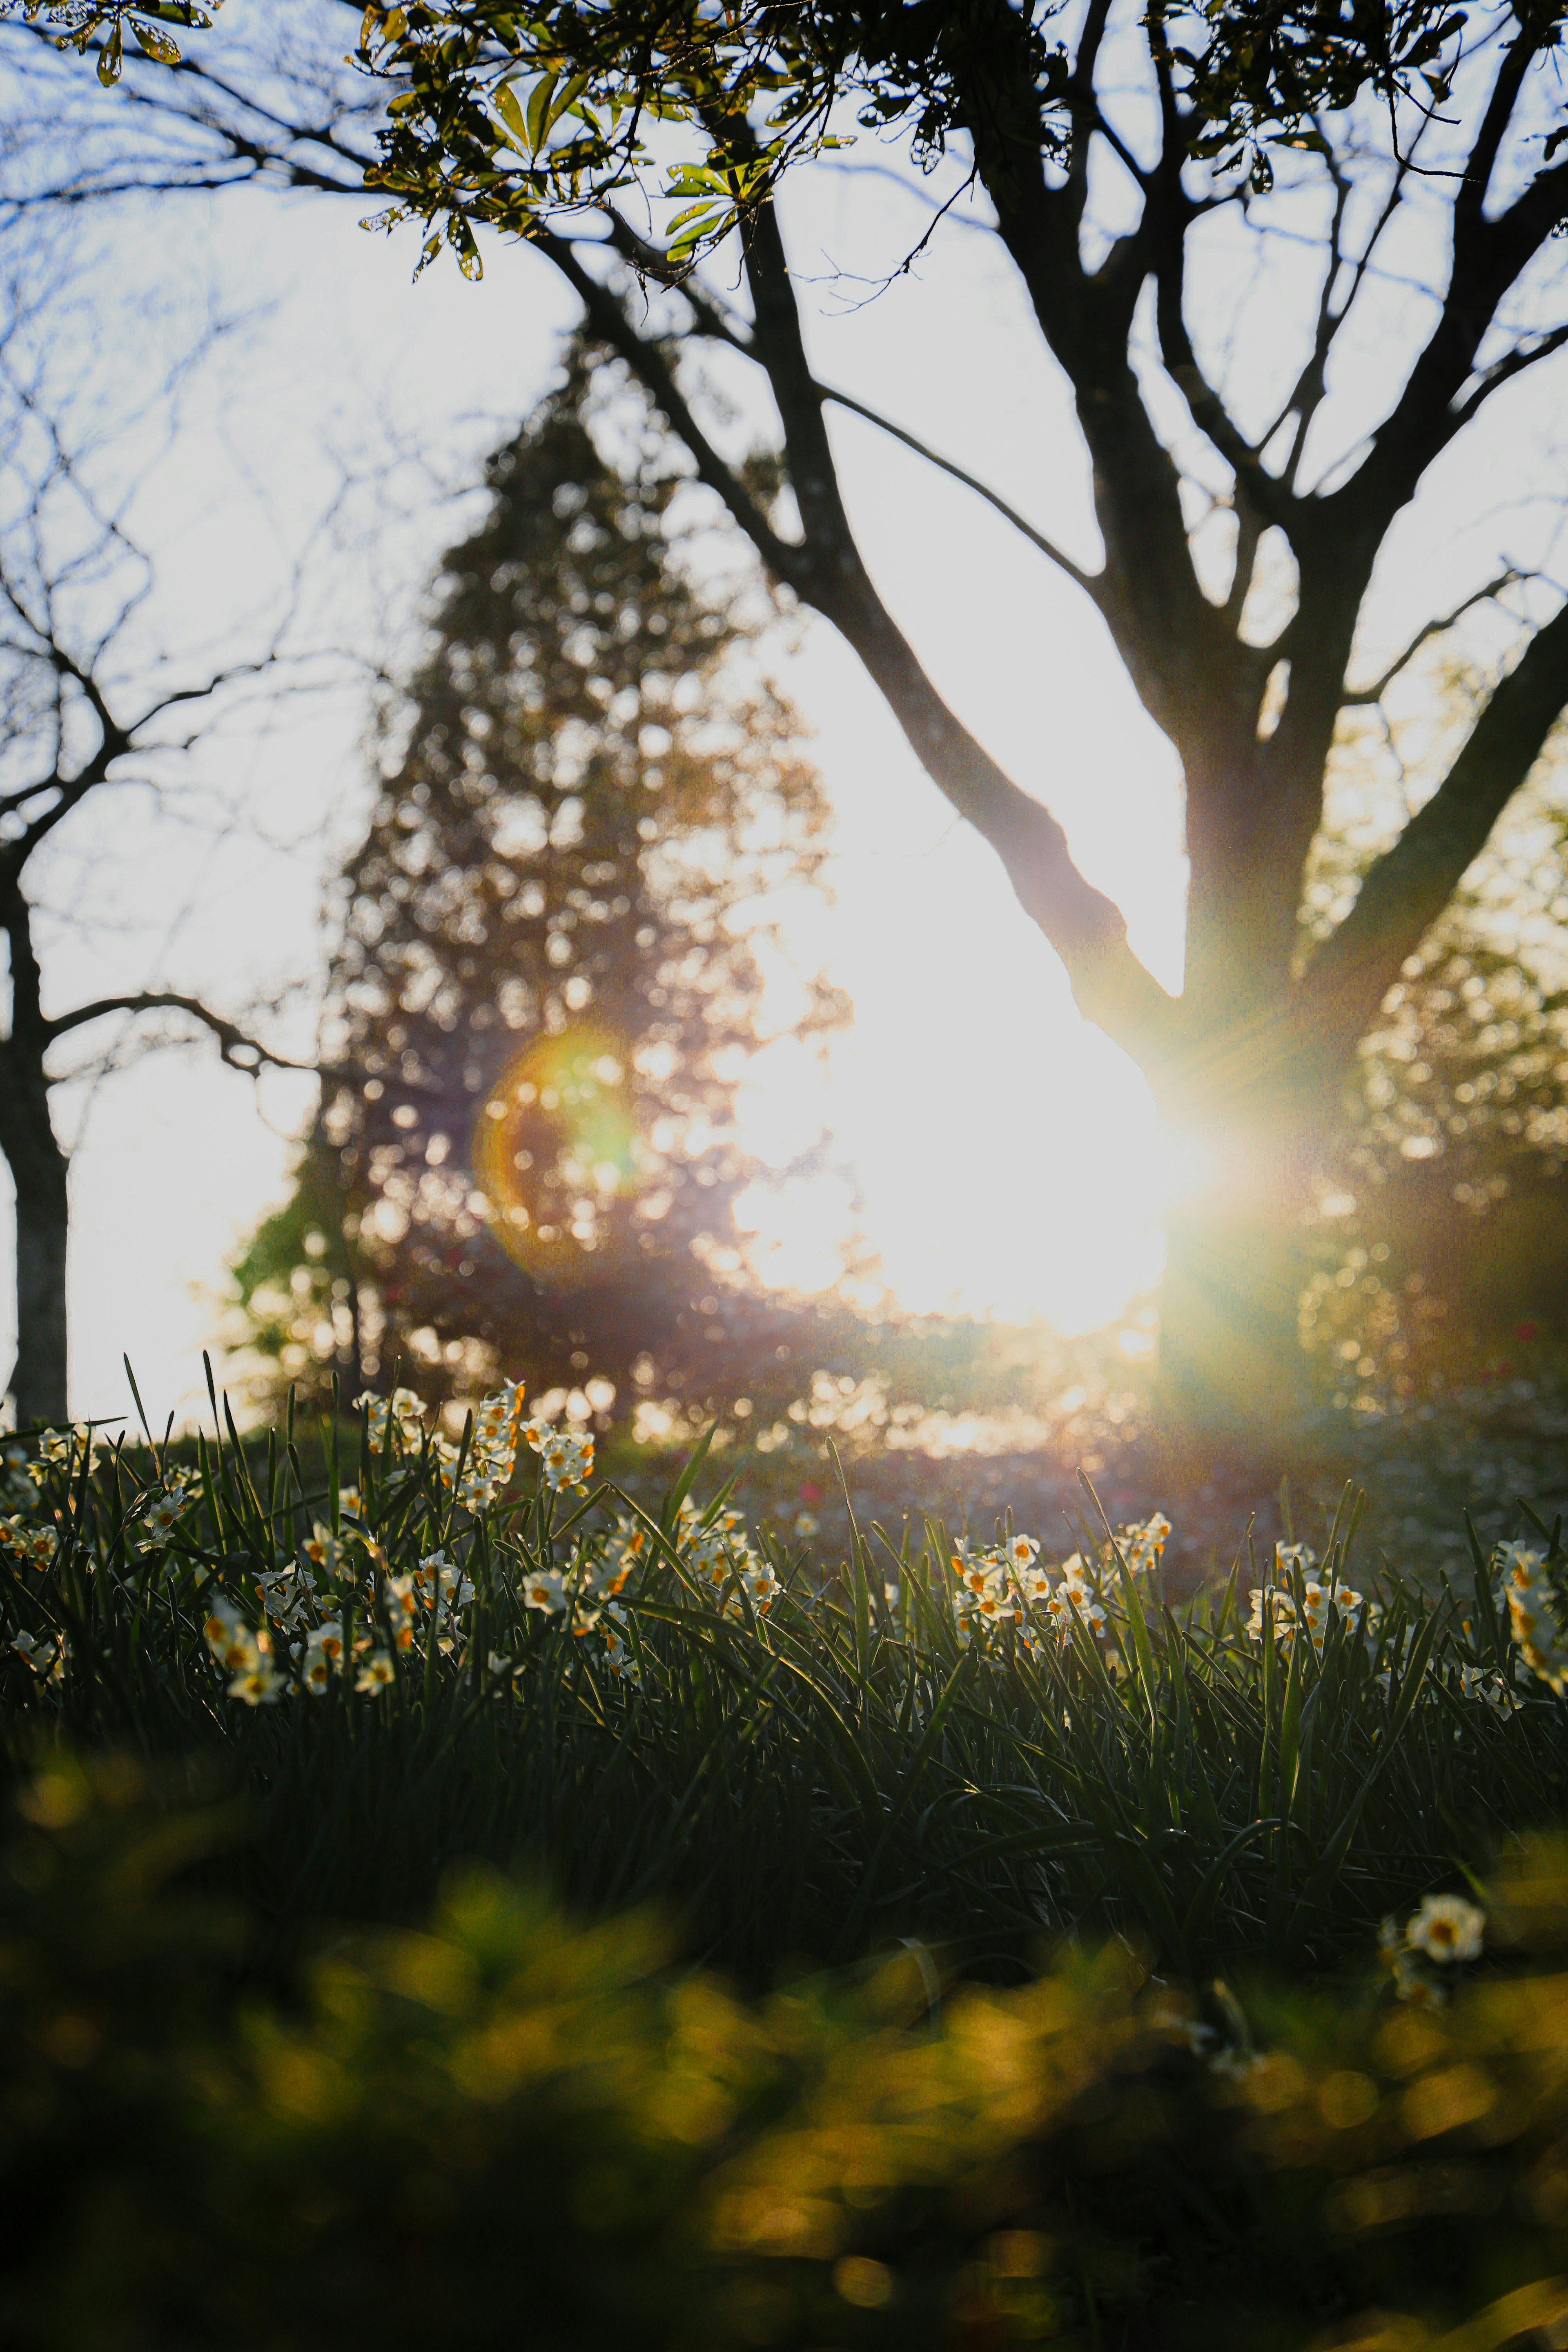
[234,344,850,1422]
[1301,705,1568,1387]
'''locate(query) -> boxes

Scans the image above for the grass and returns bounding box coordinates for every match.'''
[4,1371,1568,1987]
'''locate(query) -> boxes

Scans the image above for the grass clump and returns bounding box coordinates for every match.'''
[2,1375,1567,1980]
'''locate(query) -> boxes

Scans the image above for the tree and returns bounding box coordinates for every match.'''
[232,341,847,1421]
[0,250,322,1422]
[15,0,1568,1438]
[1302,699,1568,1379]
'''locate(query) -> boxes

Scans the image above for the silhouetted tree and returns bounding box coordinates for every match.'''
[234,346,846,1419]
[0,254,316,1423]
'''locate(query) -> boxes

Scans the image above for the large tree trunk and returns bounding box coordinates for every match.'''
[1159,1184,1313,1452]
[3,1059,69,1425]
[1152,1036,1331,1453]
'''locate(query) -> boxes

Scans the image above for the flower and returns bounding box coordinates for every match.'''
[384,1572,422,1648]
[227,1666,284,1706]
[1118,1513,1172,1574]
[1459,1664,1519,1717]
[523,1568,568,1614]
[356,1388,427,1455]
[202,1600,263,1677]
[354,1651,395,1693]
[302,1523,344,1577]
[1406,1893,1485,1964]
[0,1515,57,1569]
[10,1628,63,1680]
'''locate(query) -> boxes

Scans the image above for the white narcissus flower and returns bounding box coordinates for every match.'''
[1406,1893,1486,1964]
[227,1666,284,1706]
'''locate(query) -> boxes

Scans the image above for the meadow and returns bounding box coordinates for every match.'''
[3,1373,1566,1984]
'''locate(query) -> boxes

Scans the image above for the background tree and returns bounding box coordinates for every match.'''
[1301,688,1568,1384]
[233,343,849,1423]
[0,251,320,1423]
[14,0,1568,1440]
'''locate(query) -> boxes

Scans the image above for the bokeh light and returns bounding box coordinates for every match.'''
[474,1026,638,1287]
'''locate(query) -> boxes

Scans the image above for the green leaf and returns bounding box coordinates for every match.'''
[97,19,123,84]
[447,212,483,281]
[524,70,559,154]
[494,81,528,149]
[129,15,181,62]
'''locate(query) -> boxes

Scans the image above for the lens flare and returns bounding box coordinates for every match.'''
[474,1026,638,1287]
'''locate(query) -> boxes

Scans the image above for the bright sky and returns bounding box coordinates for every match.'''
[5,40,1563,1427]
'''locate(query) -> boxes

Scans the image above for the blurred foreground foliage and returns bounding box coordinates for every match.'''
[13,1753,1568,2350]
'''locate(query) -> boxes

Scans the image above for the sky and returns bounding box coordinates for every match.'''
[4,24,1564,1429]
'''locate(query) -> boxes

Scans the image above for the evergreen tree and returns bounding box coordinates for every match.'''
[233,347,848,1419]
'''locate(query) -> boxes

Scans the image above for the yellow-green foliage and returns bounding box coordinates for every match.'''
[9,1757,1568,2350]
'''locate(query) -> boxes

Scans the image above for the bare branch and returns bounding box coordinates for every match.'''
[1301,597,1568,1066]
[1341,570,1521,706]
[539,231,811,595]
[1450,321,1568,430]
[816,383,1102,599]
[44,990,314,1072]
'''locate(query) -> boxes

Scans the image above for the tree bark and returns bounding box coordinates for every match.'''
[1154,1077,1325,1450]
[1,1052,69,1425]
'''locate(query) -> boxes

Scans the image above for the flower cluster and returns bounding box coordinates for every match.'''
[1458,1662,1520,1717]
[356,1388,428,1456]
[523,1412,595,1494]
[1495,1543,1568,1694]
[517,1520,641,1683]
[1117,1512,1171,1575]
[29,1423,98,1483]
[950,1535,1120,1648]
[0,1513,57,1569]
[9,1626,65,1681]
[1245,1544,1363,1655]
[384,1548,476,1658]
[442,1381,526,1509]
[1380,1891,1486,2006]
[202,1596,283,1707]
[677,1499,782,1621]
[132,1466,200,1555]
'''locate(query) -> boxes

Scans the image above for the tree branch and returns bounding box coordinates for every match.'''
[538,231,812,595]
[815,383,1102,599]
[44,991,314,1071]
[1341,570,1521,706]
[1301,597,1568,1067]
